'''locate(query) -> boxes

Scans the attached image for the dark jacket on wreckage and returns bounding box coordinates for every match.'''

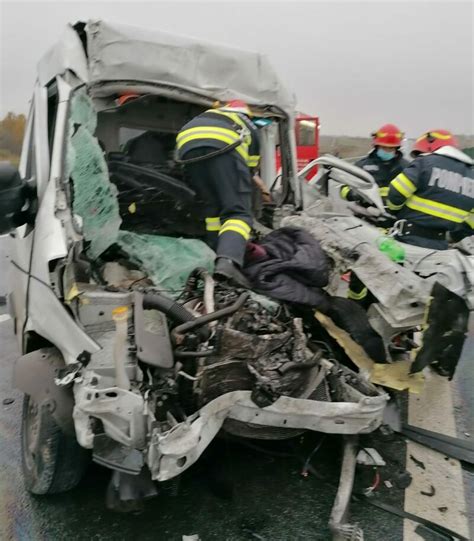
[243,227,387,362]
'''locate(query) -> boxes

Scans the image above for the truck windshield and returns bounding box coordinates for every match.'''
[296,119,316,146]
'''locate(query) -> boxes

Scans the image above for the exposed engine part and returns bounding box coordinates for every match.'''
[175,284,337,439]
[173,292,249,336]
[143,291,196,324]
[134,291,174,368]
[112,306,131,390]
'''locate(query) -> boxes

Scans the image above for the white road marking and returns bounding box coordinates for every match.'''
[0,314,11,323]
[404,373,470,539]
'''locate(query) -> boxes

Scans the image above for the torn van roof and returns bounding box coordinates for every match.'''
[38,19,296,116]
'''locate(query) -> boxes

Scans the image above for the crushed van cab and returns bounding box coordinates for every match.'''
[2,20,390,538]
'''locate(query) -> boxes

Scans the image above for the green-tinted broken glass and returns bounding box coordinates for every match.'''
[117,231,215,297]
[67,89,214,295]
[68,90,122,259]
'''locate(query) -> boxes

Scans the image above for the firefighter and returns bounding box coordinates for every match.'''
[340,123,409,205]
[387,130,473,250]
[176,100,266,286]
[343,124,408,304]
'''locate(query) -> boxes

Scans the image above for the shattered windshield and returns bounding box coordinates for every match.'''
[67,89,214,295]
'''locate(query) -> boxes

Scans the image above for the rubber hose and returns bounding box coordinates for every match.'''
[143,292,211,341]
[174,292,249,335]
[143,293,195,323]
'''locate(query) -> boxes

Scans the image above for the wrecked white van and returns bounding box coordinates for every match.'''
[1,20,389,538]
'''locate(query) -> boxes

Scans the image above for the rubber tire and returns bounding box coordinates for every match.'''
[21,394,90,495]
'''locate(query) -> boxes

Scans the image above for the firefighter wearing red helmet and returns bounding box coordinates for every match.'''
[342,124,409,304]
[176,100,264,286]
[340,124,409,205]
[387,130,474,249]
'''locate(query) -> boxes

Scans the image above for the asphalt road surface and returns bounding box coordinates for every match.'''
[0,236,472,541]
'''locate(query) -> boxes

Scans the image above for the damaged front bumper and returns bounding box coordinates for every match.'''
[146,389,386,481]
[73,377,387,481]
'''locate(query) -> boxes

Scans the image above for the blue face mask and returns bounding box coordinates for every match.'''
[252,117,273,128]
[376,148,396,161]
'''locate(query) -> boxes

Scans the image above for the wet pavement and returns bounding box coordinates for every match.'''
[0,236,471,541]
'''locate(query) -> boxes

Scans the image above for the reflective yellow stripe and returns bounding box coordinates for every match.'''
[208,110,256,167]
[431,132,452,140]
[248,156,260,167]
[387,199,404,211]
[406,195,469,223]
[208,109,248,130]
[391,173,416,199]
[379,187,389,197]
[177,126,240,145]
[177,132,237,148]
[340,186,351,199]
[376,131,402,138]
[234,145,251,164]
[221,219,251,233]
[466,212,474,229]
[178,110,257,167]
[219,219,251,240]
[348,287,368,301]
[417,131,452,142]
[177,132,250,163]
[205,217,221,232]
[219,226,251,240]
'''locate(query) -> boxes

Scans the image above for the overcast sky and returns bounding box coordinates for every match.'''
[0,0,472,136]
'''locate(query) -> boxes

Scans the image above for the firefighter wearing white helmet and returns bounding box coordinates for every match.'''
[176,100,268,287]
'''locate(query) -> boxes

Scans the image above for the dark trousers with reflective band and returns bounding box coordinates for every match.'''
[184,148,253,266]
[348,273,372,309]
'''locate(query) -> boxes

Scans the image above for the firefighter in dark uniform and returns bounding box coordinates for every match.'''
[387,130,473,250]
[340,123,409,205]
[176,100,265,286]
[341,124,409,303]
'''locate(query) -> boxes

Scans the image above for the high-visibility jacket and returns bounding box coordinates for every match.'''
[340,149,409,203]
[176,108,260,169]
[387,148,474,232]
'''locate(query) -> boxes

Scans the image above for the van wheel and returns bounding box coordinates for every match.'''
[21,394,90,494]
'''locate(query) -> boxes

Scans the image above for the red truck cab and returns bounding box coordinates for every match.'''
[276,113,320,180]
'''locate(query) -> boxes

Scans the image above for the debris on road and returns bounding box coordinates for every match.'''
[420,485,436,497]
[409,454,426,470]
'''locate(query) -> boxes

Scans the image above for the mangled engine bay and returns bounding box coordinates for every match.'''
[68,272,387,481]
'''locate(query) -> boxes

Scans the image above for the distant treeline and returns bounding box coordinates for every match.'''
[0,112,26,166]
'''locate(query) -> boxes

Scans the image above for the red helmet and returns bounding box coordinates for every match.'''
[221,99,253,117]
[411,130,459,156]
[371,124,404,147]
